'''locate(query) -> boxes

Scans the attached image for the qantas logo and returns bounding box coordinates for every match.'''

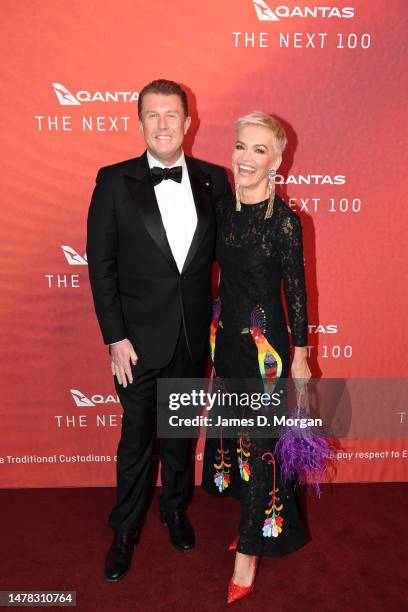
[253,0,279,20]
[252,1,354,20]
[70,389,120,407]
[52,83,139,105]
[61,246,88,266]
[52,83,81,106]
[276,174,346,185]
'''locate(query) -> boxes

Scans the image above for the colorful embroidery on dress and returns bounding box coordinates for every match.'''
[241,305,282,394]
[261,451,284,538]
[214,446,231,492]
[210,298,221,367]
[237,434,251,481]
[210,298,231,493]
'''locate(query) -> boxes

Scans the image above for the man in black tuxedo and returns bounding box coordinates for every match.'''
[87,79,231,581]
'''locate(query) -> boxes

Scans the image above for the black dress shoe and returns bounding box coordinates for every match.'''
[105,531,139,582]
[160,510,195,552]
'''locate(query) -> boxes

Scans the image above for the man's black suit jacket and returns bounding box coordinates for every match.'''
[86,150,231,369]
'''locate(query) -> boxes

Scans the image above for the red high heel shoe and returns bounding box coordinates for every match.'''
[228,535,239,551]
[227,556,259,604]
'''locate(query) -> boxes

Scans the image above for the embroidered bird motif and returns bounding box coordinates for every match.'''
[241,306,282,394]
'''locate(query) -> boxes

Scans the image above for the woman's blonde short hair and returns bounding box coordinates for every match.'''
[235,111,287,157]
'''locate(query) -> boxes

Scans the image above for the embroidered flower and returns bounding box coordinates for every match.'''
[262,514,284,538]
[214,447,231,493]
[214,470,230,492]
[237,434,251,482]
[261,451,284,538]
[238,456,251,481]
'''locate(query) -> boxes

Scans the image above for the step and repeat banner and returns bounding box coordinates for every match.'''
[1,0,407,487]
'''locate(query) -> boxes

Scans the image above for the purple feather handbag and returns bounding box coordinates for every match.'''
[274,383,338,497]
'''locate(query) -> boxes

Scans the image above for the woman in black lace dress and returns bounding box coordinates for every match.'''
[202,112,312,603]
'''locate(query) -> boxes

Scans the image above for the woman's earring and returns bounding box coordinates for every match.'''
[265,168,276,219]
[235,184,241,212]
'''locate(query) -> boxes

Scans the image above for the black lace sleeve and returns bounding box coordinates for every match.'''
[277,211,308,346]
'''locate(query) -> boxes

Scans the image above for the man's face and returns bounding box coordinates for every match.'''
[139,93,191,166]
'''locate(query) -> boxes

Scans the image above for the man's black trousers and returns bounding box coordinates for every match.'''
[108,325,207,534]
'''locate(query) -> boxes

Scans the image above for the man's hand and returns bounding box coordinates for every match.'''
[110,339,138,388]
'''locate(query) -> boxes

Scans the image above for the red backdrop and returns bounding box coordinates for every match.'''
[1,0,407,487]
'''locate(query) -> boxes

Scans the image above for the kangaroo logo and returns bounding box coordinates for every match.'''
[52,83,81,106]
[70,389,95,407]
[61,246,88,266]
[253,0,279,21]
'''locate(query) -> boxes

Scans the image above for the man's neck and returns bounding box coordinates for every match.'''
[147,148,184,167]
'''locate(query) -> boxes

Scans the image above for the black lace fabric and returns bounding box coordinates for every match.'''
[214,193,308,347]
[202,192,310,557]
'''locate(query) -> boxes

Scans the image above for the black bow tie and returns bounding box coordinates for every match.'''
[150,165,183,186]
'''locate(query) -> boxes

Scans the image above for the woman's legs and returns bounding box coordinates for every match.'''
[231,552,258,586]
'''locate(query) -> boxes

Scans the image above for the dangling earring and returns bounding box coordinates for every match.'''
[264,168,276,219]
[235,184,241,212]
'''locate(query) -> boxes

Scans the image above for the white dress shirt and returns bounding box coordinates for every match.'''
[147,150,197,272]
[110,150,197,346]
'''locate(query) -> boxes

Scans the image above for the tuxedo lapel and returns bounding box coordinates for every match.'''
[124,152,178,272]
[182,156,213,274]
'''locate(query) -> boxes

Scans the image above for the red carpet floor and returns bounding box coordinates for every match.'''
[1,484,407,611]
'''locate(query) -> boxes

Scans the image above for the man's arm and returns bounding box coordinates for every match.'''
[86,168,127,344]
[86,169,137,387]
[214,166,233,200]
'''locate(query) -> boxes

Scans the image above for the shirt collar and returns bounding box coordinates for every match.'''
[146,149,186,170]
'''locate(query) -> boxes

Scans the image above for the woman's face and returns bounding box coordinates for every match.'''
[232,125,281,189]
